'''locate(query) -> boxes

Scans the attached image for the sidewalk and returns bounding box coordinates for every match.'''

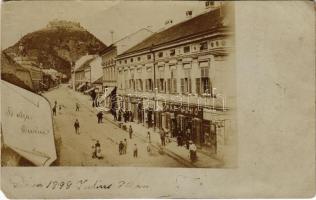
[69,89,223,168]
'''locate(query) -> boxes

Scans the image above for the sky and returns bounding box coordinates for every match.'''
[1,1,207,50]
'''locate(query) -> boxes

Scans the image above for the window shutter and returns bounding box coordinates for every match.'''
[196,78,200,95]
[189,78,192,93]
[168,79,171,93]
[208,78,211,94]
[174,79,177,93]
[164,81,166,93]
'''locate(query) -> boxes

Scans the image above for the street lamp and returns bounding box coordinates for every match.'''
[72,62,76,91]
[149,43,157,131]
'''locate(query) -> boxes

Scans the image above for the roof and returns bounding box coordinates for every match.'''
[74,54,96,71]
[99,28,154,56]
[1,52,30,73]
[1,73,34,92]
[92,76,103,84]
[75,57,95,72]
[99,44,116,56]
[122,8,222,55]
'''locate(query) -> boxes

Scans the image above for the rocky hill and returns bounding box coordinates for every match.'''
[4,20,106,79]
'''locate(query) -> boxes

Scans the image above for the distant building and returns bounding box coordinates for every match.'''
[1,52,34,91]
[73,54,96,91]
[11,55,43,92]
[115,3,235,158]
[100,28,153,110]
[47,19,83,31]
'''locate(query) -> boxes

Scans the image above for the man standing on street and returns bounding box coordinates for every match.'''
[160,130,166,146]
[133,144,138,158]
[74,119,80,134]
[76,102,80,111]
[97,111,103,123]
[123,138,127,154]
[52,104,57,116]
[147,131,151,143]
[119,141,124,155]
[129,125,133,139]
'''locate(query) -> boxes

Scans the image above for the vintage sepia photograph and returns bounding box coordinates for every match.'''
[1,1,237,168]
[1,1,315,199]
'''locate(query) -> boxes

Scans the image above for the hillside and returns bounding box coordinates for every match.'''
[4,20,106,79]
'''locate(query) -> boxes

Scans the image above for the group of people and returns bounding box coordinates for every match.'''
[114,109,134,123]
[52,100,64,116]
[160,129,171,146]
[97,111,103,123]
[92,140,103,159]
[118,139,128,155]
[176,128,193,150]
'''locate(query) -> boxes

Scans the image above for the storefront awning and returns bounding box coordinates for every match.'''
[40,82,47,87]
[77,83,85,90]
[104,87,115,98]
[84,87,95,94]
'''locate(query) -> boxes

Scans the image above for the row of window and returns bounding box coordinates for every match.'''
[118,40,225,65]
[122,77,212,95]
[103,58,115,66]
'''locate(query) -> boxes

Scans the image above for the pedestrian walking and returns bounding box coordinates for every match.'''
[93,140,103,159]
[76,103,80,111]
[119,141,124,155]
[129,125,133,139]
[160,130,166,146]
[124,111,128,123]
[189,140,197,162]
[52,104,57,116]
[133,144,138,158]
[177,135,183,146]
[147,131,151,143]
[147,142,151,153]
[74,119,80,134]
[97,111,103,123]
[123,138,127,154]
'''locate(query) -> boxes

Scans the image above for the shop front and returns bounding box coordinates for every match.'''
[203,109,230,155]
[162,102,203,144]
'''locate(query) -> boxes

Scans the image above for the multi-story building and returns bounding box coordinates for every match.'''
[115,2,235,157]
[73,54,95,91]
[100,28,153,110]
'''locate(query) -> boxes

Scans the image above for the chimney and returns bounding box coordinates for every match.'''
[205,1,221,10]
[186,10,192,18]
[164,19,173,28]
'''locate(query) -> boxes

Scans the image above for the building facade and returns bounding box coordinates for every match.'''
[73,55,96,91]
[1,52,34,91]
[115,3,235,157]
[101,28,153,111]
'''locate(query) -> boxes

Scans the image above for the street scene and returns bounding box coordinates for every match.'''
[42,84,222,167]
[1,1,237,168]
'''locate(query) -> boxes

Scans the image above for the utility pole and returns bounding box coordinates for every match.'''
[72,62,76,91]
[110,30,114,44]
